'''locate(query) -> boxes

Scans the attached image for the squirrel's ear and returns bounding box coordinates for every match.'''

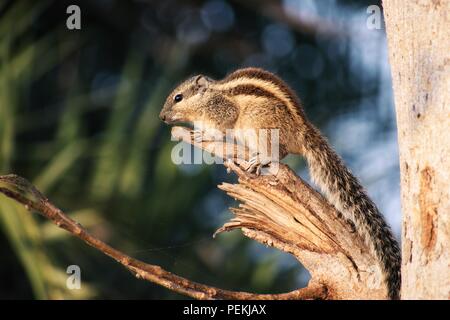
[195,75,210,89]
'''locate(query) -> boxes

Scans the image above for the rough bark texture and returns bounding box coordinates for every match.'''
[383,0,450,299]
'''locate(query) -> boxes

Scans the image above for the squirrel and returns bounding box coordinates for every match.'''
[159,67,401,299]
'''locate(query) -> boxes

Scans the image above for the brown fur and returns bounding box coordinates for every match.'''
[160,67,401,299]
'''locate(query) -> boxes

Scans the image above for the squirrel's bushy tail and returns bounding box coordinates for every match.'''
[302,126,401,299]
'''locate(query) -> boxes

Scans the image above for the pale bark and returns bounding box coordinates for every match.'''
[383,0,450,299]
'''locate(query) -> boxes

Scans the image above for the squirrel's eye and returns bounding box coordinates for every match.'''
[174,94,183,103]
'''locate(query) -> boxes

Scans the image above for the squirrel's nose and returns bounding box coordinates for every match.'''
[159,113,166,121]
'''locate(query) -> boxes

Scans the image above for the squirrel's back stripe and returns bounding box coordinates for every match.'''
[213,72,303,121]
[221,84,279,101]
[221,68,306,118]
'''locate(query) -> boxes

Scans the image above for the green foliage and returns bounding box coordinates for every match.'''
[0,2,96,299]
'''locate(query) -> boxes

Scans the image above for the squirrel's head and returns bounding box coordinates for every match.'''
[159,74,214,126]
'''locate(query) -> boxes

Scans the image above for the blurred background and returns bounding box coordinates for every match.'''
[0,0,400,299]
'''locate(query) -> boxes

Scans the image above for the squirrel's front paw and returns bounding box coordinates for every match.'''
[244,155,272,176]
[192,130,204,143]
[192,129,224,143]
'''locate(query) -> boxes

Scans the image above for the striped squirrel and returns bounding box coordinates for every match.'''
[159,67,401,299]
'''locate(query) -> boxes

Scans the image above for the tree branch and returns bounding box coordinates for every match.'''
[0,174,324,300]
[0,125,387,299]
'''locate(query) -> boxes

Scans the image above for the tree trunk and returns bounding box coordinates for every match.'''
[383,0,450,299]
